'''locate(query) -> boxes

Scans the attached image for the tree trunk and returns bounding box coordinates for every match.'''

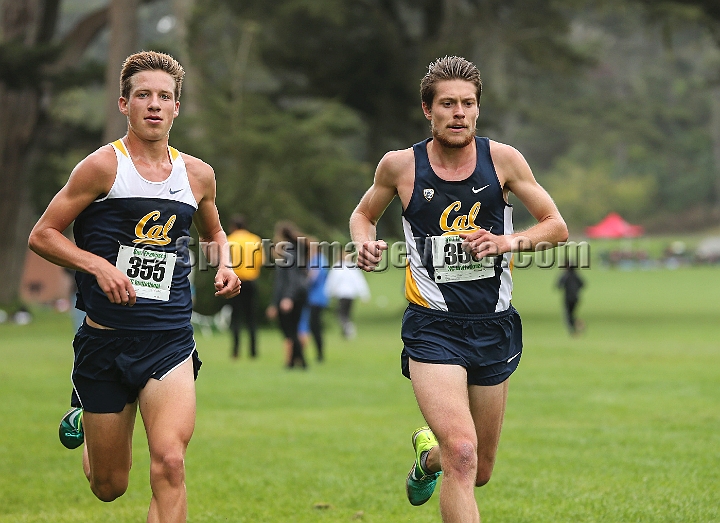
[0,86,38,305]
[172,0,196,112]
[0,0,55,306]
[0,0,140,307]
[102,0,140,143]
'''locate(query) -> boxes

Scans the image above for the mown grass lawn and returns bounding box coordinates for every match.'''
[1,257,719,522]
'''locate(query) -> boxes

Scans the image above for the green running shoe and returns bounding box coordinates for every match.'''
[405,426,441,506]
[59,407,84,449]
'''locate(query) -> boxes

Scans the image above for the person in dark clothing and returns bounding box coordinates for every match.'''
[227,215,262,359]
[557,265,585,335]
[266,221,309,368]
[228,283,258,357]
[298,239,330,362]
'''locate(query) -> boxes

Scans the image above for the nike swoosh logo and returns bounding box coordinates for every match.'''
[472,185,490,193]
[169,188,182,194]
[507,351,521,363]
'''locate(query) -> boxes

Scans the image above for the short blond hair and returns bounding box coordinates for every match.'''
[120,51,185,101]
[420,56,482,107]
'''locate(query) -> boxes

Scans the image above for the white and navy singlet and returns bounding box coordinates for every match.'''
[73,139,198,329]
[402,137,514,315]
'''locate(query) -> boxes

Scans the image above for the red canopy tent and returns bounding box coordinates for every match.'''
[585,212,644,238]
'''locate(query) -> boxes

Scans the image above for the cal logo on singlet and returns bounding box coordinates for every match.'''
[402,137,514,314]
[73,139,198,329]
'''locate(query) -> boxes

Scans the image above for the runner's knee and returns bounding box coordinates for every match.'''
[475,468,492,487]
[150,450,186,487]
[90,472,129,502]
[441,438,477,478]
[475,456,496,486]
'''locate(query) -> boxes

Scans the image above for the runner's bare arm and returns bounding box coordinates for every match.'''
[187,155,241,298]
[350,151,409,271]
[460,142,568,259]
[28,146,137,306]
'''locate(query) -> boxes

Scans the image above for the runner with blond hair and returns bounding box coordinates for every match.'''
[29,50,240,523]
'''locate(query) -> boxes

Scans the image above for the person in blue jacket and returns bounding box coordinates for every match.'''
[298,238,330,362]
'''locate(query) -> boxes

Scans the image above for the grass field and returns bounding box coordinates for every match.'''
[1,259,719,522]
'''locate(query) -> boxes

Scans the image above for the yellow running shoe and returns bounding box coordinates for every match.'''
[405,426,441,506]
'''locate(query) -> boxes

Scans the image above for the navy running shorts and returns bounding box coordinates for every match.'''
[70,322,201,413]
[401,304,523,386]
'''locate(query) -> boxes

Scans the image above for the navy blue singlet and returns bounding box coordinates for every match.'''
[74,139,197,329]
[401,137,515,314]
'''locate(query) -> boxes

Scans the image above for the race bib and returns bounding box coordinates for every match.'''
[430,234,495,283]
[116,245,176,301]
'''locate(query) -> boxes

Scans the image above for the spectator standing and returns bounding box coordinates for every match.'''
[325,260,370,339]
[266,222,309,368]
[298,239,330,362]
[557,265,585,335]
[227,215,262,358]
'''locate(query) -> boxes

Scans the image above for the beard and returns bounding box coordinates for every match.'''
[431,121,476,149]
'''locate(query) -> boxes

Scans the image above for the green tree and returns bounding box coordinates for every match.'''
[183,4,373,241]
[0,0,164,307]
[0,0,110,306]
[530,2,720,229]
[190,0,589,239]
